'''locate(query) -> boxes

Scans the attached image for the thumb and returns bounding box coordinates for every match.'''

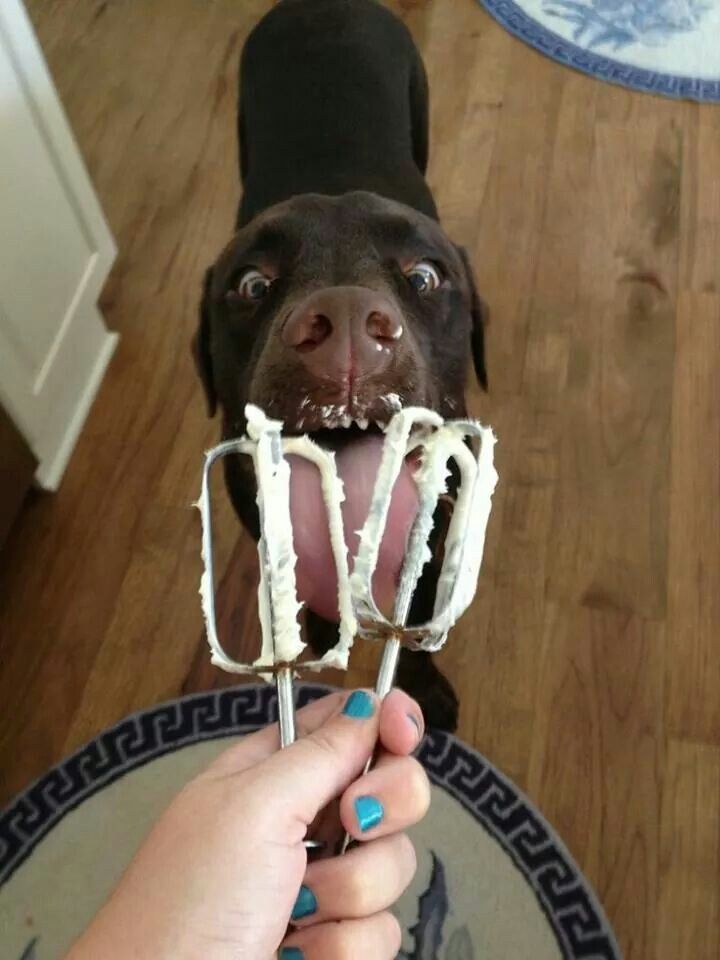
[252,689,379,830]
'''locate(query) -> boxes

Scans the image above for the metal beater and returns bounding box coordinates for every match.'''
[337,407,497,851]
[197,405,356,847]
[351,406,498,697]
[197,403,498,853]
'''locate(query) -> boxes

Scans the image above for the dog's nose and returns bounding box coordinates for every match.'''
[282,286,403,383]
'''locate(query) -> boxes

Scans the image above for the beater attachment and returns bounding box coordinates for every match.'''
[197,405,356,749]
[350,407,498,697]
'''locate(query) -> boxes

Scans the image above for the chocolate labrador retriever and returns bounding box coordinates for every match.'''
[194,0,487,730]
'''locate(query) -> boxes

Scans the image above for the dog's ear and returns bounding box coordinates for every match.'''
[193,267,217,416]
[456,245,488,390]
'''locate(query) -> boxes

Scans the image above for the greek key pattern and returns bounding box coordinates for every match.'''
[1,685,620,958]
[478,0,720,101]
[0,685,280,885]
[418,731,621,958]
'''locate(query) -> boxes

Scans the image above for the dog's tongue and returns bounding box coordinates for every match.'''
[288,436,419,622]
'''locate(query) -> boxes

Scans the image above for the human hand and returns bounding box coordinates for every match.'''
[66,688,429,960]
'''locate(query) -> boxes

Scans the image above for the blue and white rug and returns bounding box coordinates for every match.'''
[0,685,621,959]
[479,0,720,100]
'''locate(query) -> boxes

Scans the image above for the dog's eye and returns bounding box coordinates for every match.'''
[405,261,442,295]
[236,268,272,301]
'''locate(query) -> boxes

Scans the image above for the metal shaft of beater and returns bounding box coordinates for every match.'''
[260,430,324,851]
[373,551,419,698]
[339,523,422,855]
[374,637,401,700]
[276,666,296,748]
[276,668,323,851]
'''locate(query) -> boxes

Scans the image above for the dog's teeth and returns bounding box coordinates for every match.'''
[357,418,369,430]
[341,414,352,429]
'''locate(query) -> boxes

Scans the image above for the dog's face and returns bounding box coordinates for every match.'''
[195,190,486,622]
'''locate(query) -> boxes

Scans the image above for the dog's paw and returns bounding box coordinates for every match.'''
[396,653,459,733]
[416,673,459,733]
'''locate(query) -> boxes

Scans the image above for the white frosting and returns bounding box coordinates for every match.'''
[350,407,443,619]
[245,405,306,669]
[198,403,498,678]
[197,436,258,673]
[416,423,497,650]
[283,435,357,670]
[350,411,498,650]
[197,405,356,679]
[381,393,403,414]
[392,434,454,616]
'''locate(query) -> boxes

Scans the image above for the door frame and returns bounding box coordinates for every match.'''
[0,0,117,489]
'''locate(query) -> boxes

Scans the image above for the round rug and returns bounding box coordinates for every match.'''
[478,0,720,101]
[0,685,621,960]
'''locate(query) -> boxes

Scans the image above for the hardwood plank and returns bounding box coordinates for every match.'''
[471,36,565,396]
[546,117,678,619]
[463,401,555,789]
[678,107,720,293]
[465,69,598,788]
[423,7,510,247]
[656,740,720,960]
[0,403,37,549]
[62,504,204,753]
[528,604,665,960]
[441,40,578,780]
[522,69,598,409]
[666,293,720,744]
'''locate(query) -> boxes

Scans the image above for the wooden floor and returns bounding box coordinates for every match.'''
[2,1,719,956]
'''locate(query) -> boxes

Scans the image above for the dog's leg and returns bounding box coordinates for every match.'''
[396,647,459,733]
[409,46,430,175]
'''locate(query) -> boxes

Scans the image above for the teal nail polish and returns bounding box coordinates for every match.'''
[291,884,317,921]
[342,690,375,718]
[354,795,384,832]
[280,949,304,960]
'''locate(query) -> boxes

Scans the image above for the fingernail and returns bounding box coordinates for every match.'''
[354,795,384,832]
[407,712,423,739]
[280,948,304,959]
[342,690,375,719]
[291,884,317,921]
